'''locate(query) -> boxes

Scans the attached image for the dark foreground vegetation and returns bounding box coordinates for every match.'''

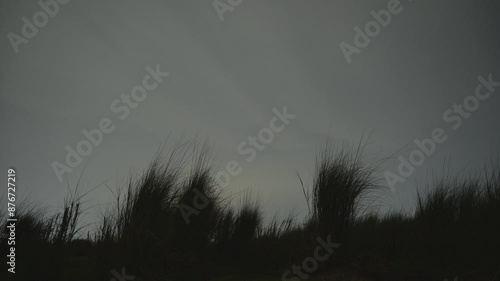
[2,139,499,281]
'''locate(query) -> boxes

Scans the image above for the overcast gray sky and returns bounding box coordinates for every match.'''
[1,0,499,224]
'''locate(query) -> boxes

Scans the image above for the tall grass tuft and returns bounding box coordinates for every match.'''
[215,208,234,250]
[231,193,263,246]
[310,138,379,241]
[94,141,190,263]
[50,199,82,245]
[170,141,223,255]
[118,157,182,250]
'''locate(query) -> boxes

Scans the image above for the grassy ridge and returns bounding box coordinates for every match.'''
[1,140,499,280]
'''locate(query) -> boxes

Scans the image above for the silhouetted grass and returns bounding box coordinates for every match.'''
[3,139,500,281]
[414,162,500,266]
[261,213,294,240]
[230,193,262,254]
[309,138,380,241]
[172,155,222,253]
[0,188,87,281]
